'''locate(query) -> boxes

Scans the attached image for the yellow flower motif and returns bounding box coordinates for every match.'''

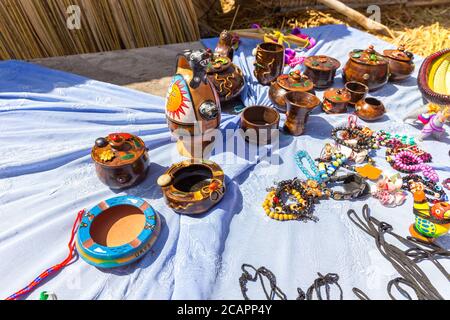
[99,149,115,162]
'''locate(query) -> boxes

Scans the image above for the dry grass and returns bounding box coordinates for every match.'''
[201,1,450,57]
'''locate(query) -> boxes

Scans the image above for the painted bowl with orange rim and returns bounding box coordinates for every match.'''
[76,196,161,268]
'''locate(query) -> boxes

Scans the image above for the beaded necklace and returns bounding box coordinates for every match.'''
[401,174,448,203]
[388,149,438,182]
[331,126,373,153]
[374,130,416,147]
[295,150,322,182]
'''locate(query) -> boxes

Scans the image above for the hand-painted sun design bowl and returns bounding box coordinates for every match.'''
[76,196,160,268]
[157,159,226,215]
[418,48,450,106]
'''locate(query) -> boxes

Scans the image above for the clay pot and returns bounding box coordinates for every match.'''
[165,49,221,158]
[383,45,415,82]
[253,42,285,85]
[91,133,150,189]
[240,106,280,144]
[355,97,386,121]
[284,91,321,136]
[268,70,315,113]
[345,81,369,105]
[343,45,389,91]
[76,196,161,268]
[207,56,245,102]
[322,88,352,114]
[157,159,226,215]
[303,55,341,89]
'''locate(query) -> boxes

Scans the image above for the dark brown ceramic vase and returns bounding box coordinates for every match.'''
[284,91,321,136]
[355,97,386,121]
[268,70,315,113]
[322,88,352,114]
[253,42,285,85]
[383,45,415,82]
[343,45,389,91]
[157,159,226,215]
[303,55,341,89]
[344,81,369,105]
[92,133,150,189]
[207,56,245,102]
[240,106,280,144]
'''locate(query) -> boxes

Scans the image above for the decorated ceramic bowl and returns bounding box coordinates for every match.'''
[76,196,161,268]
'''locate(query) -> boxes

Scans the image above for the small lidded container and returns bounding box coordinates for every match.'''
[322,88,351,114]
[92,133,150,189]
[383,45,415,82]
[269,70,315,113]
[303,55,341,89]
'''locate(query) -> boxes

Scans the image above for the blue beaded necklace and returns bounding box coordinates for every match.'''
[295,150,322,182]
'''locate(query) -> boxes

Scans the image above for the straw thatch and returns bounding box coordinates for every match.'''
[0,0,200,60]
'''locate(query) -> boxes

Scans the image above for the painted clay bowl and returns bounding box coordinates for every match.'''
[92,133,150,189]
[157,159,226,214]
[417,48,450,106]
[344,81,369,105]
[76,196,161,268]
[240,105,280,144]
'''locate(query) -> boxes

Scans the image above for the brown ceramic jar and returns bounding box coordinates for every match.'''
[207,56,245,102]
[303,55,341,89]
[355,97,386,121]
[322,88,352,114]
[253,42,285,85]
[157,159,226,215]
[343,45,389,91]
[240,106,280,144]
[92,133,150,189]
[383,45,415,82]
[268,70,315,113]
[284,91,321,136]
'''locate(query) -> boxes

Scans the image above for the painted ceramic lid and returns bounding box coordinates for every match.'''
[76,195,160,268]
[383,45,413,62]
[349,45,388,65]
[324,88,351,103]
[91,133,146,167]
[165,74,196,124]
[304,55,341,71]
[276,70,314,92]
[206,56,232,73]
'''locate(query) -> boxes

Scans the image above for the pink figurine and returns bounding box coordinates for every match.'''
[418,107,450,141]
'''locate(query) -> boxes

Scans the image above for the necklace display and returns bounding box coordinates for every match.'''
[374,130,416,148]
[402,174,448,204]
[387,149,438,182]
[331,126,373,153]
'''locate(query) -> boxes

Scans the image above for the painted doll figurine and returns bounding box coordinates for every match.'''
[410,190,450,242]
[418,107,450,141]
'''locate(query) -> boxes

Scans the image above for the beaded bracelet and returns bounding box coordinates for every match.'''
[295,150,322,182]
[374,130,416,147]
[385,143,432,163]
[331,126,373,153]
[401,174,448,203]
[263,178,317,222]
[324,174,370,200]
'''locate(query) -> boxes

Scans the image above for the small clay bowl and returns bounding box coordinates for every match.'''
[158,159,226,215]
[284,91,321,136]
[355,97,386,121]
[240,105,280,144]
[345,81,369,105]
[76,196,161,268]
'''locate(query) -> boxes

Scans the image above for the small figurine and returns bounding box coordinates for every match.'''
[410,190,450,242]
[215,30,235,60]
[418,107,450,141]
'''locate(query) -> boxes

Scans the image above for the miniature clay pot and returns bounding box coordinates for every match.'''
[322,88,352,114]
[253,42,285,85]
[91,133,150,189]
[158,159,226,215]
[303,55,341,89]
[355,97,386,121]
[268,70,315,113]
[383,45,415,82]
[343,45,389,92]
[76,196,161,268]
[240,105,280,144]
[284,91,321,136]
[207,56,245,102]
[165,49,221,158]
[344,81,369,105]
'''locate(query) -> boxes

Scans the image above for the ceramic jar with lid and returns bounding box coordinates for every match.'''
[303,55,341,89]
[322,88,351,114]
[92,133,150,189]
[383,45,415,82]
[269,70,315,113]
[207,56,245,102]
[343,45,389,91]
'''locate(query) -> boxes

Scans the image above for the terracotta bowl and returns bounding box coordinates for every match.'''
[345,81,369,105]
[240,106,280,144]
[76,196,161,268]
[355,97,386,121]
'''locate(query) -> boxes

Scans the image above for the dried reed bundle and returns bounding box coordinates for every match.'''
[0,0,200,60]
